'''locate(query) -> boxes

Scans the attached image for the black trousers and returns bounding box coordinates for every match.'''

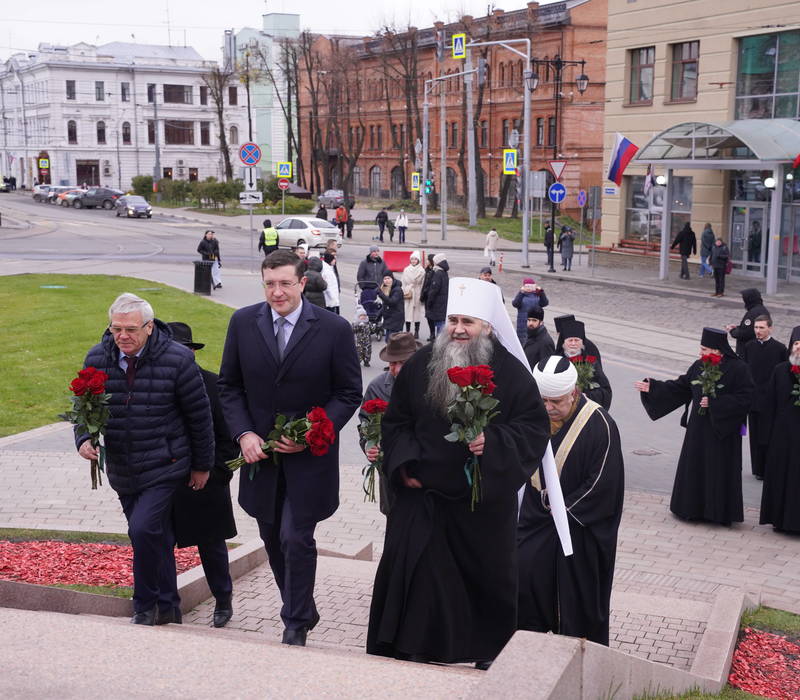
[257,492,319,631]
[546,245,555,270]
[119,480,181,614]
[198,540,233,601]
[713,268,726,295]
[680,255,690,279]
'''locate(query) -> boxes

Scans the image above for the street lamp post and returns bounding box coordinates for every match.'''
[529,56,589,248]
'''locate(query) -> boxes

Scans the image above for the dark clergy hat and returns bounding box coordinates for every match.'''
[789,325,800,348]
[560,319,586,342]
[528,306,545,321]
[167,322,205,350]
[554,314,575,334]
[700,327,735,358]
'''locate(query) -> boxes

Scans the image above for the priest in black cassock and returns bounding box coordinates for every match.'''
[743,316,787,479]
[759,326,800,533]
[635,328,754,525]
[367,277,551,668]
[560,318,613,411]
[555,314,603,370]
[518,356,624,645]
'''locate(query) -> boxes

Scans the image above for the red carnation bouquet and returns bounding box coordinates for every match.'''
[226,406,336,480]
[59,367,111,489]
[691,353,724,415]
[568,354,600,392]
[359,398,389,503]
[790,364,800,407]
[444,364,500,511]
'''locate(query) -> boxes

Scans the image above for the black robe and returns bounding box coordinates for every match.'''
[743,338,787,477]
[367,341,550,663]
[517,396,624,645]
[641,356,754,525]
[759,362,800,532]
[524,325,556,368]
[556,335,603,372]
[729,291,769,357]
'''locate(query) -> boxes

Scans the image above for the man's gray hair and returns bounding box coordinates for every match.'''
[108,293,154,323]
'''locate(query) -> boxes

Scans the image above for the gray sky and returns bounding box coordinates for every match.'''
[1,0,553,63]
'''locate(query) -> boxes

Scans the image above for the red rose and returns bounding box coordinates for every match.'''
[568,355,581,364]
[86,371,108,395]
[790,365,800,376]
[307,406,328,423]
[480,380,497,395]
[305,427,331,456]
[585,355,597,364]
[319,419,336,444]
[702,353,722,366]
[363,398,389,414]
[70,378,89,396]
[447,366,473,387]
[471,365,494,387]
[78,367,97,380]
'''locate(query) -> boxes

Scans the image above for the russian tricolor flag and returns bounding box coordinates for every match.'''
[607,133,639,186]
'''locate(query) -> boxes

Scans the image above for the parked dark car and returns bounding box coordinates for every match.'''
[317,189,355,209]
[114,195,153,218]
[73,187,123,209]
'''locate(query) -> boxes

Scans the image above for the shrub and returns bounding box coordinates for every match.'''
[131,175,153,200]
[264,196,314,215]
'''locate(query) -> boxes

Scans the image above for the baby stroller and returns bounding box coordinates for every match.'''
[357,281,384,340]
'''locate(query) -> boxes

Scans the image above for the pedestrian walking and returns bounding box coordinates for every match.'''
[544,224,556,272]
[335,204,348,236]
[303,257,328,308]
[512,278,549,344]
[710,238,730,297]
[316,204,328,222]
[485,227,499,267]
[671,222,697,279]
[75,294,214,625]
[401,251,425,338]
[635,327,754,525]
[726,288,770,357]
[258,219,279,257]
[394,210,408,244]
[377,273,404,341]
[167,322,238,628]
[478,266,504,302]
[375,208,388,241]
[197,230,223,289]
[352,306,373,367]
[423,252,449,338]
[357,246,390,288]
[558,226,576,271]
[321,252,340,314]
[420,254,437,341]
[700,223,715,278]
[346,206,354,238]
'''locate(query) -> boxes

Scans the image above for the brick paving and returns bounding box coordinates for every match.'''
[609,611,706,671]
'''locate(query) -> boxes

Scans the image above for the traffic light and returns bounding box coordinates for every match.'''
[424,178,434,195]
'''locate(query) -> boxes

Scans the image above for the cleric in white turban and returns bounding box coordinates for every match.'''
[518,355,625,646]
[367,277,550,669]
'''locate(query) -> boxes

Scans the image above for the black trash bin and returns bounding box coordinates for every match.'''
[193,260,213,295]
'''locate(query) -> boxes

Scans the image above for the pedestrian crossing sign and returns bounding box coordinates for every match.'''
[277,161,292,178]
[503,149,517,175]
[411,172,420,191]
[452,33,466,60]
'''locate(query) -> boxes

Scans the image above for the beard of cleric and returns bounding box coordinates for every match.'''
[790,350,800,366]
[426,328,494,417]
[563,343,584,358]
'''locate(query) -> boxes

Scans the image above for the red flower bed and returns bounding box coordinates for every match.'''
[0,540,201,588]
[729,627,800,700]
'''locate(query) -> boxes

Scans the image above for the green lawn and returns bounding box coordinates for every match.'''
[0,274,234,437]
[0,528,130,544]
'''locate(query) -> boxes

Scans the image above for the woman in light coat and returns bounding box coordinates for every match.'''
[321,253,340,314]
[401,250,425,339]
[395,210,409,244]
[485,227,499,267]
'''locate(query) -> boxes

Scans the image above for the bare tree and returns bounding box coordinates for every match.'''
[202,66,235,181]
[297,31,327,194]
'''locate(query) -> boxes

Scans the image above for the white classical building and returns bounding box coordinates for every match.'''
[0,42,247,189]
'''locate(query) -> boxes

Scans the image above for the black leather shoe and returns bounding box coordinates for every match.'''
[213,598,233,628]
[475,660,493,671]
[130,608,157,625]
[282,627,308,646]
[155,607,182,625]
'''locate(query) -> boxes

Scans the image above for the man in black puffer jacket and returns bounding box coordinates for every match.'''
[726,288,770,357]
[76,293,214,626]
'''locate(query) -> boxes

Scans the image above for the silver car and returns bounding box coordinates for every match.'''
[275,216,342,248]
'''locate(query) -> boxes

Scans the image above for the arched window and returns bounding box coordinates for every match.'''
[122,121,131,145]
[229,125,239,145]
[96,121,106,145]
[499,63,505,86]
[518,59,524,86]
[67,120,77,144]
[369,165,381,197]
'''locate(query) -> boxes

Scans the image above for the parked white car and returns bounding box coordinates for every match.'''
[275,216,342,249]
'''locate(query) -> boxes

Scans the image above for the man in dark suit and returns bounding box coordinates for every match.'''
[168,322,238,628]
[218,249,362,646]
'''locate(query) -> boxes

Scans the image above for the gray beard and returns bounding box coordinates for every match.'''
[790,351,800,366]
[564,344,584,358]
[426,332,494,417]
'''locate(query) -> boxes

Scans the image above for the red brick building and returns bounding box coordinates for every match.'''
[299,0,606,217]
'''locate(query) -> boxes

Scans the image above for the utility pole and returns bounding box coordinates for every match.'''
[421,94,429,244]
[439,70,447,241]
[465,50,477,227]
[152,85,161,202]
[244,50,253,142]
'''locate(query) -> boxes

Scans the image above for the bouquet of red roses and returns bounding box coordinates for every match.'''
[444,364,500,511]
[226,406,336,480]
[568,354,600,392]
[790,364,800,407]
[59,367,111,489]
[359,398,389,503]
[691,353,724,415]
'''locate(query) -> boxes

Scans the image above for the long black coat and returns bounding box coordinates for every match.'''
[671,224,697,256]
[729,289,770,357]
[641,356,754,524]
[424,261,449,322]
[377,278,405,332]
[218,300,362,527]
[523,325,556,368]
[174,367,238,547]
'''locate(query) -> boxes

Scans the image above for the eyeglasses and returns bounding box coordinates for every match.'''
[262,280,300,290]
[108,322,150,335]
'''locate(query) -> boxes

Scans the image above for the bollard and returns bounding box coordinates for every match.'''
[498,253,504,272]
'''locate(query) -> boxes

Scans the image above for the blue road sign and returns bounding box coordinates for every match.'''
[239,142,262,166]
[502,149,517,175]
[577,189,587,207]
[452,33,466,59]
[548,183,567,204]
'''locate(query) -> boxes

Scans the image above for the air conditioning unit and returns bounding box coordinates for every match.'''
[177,167,185,177]
[177,159,185,166]
[103,166,111,176]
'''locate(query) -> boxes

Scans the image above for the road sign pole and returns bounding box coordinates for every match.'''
[249,204,255,274]
[421,84,429,245]
[579,204,585,266]
[465,50,477,228]
[282,189,285,215]
[440,74,447,241]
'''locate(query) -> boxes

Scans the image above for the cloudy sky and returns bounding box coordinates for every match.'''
[1,0,556,62]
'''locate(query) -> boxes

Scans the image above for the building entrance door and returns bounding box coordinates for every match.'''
[729,202,768,275]
[75,160,100,186]
[779,205,800,281]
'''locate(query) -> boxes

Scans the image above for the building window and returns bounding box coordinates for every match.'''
[624,174,693,243]
[629,46,655,104]
[736,30,800,119]
[95,81,105,101]
[369,125,375,150]
[502,119,509,146]
[147,84,155,103]
[480,120,488,148]
[352,166,361,193]
[200,121,210,145]
[163,167,173,180]
[163,84,192,104]
[200,86,208,105]
[121,82,131,102]
[228,86,238,105]
[189,167,199,182]
[377,125,383,150]
[536,117,544,146]
[164,120,194,145]
[499,63,506,87]
[229,125,239,145]
[96,121,106,145]
[548,117,556,146]
[122,122,131,145]
[67,120,77,144]
[66,80,76,100]
[670,41,699,101]
[450,121,458,149]
[147,120,155,145]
